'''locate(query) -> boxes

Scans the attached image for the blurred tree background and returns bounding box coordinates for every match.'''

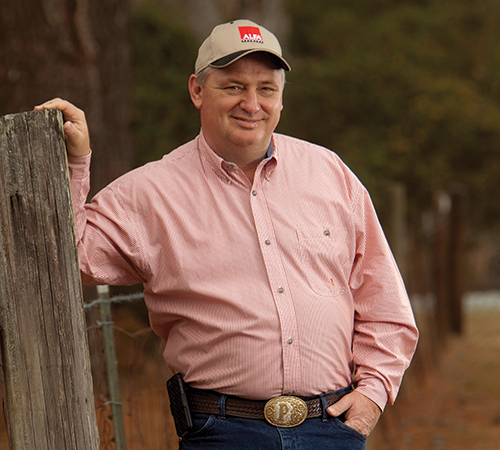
[130,0,500,225]
[0,0,133,195]
[2,0,500,280]
[281,0,500,232]
[128,0,500,289]
[130,1,199,167]
[2,1,500,448]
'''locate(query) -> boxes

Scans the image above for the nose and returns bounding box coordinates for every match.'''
[240,89,261,114]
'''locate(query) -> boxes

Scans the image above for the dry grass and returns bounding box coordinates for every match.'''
[370,309,500,450]
[98,302,179,450]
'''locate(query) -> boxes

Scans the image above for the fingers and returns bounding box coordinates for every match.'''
[35,97,77,117]
[327,391,382,437]
[34,98,91,157]
[327,393,352,417]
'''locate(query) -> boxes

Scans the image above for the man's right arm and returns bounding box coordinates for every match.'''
[34,99,147,286]
[35,98,92,244]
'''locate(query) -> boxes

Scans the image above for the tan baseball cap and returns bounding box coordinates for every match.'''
[195,19,291,74]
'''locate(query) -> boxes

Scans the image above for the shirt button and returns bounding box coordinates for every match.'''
[287,338,293,345]
[227,164,234,170]
[252,190,258,196]
[278,287,284,293]
[265,239,271,245]
[324,229,331,237]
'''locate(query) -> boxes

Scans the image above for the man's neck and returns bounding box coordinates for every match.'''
[206,136,273,184]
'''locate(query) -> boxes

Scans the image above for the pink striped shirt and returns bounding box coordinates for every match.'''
[69,132,418,410]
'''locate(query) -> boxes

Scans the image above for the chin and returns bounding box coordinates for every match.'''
[232,131,268,148]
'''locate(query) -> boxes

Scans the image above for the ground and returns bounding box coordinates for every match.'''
[369,309,500,450]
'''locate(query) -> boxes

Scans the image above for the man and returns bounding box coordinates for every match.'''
[36,19,418,450]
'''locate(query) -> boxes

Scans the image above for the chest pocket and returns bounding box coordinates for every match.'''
[297,227,350,297]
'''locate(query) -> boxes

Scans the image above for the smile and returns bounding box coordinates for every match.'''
[233,116,261,128]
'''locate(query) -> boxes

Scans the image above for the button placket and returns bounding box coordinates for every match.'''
[249,174,302,394]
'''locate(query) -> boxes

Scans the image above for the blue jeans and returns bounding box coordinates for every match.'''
[179,388,367,450]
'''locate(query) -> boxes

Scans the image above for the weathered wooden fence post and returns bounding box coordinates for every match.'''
[433,185,468,344]
[447,184,467,335]
[0,109,100,450]
[433,190,451,346]
[382,181,408,281]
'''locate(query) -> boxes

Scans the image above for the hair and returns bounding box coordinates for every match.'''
[195,53,287,89]
[195,66,215,87]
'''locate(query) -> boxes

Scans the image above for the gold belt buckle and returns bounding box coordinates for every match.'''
[264,396,308,428]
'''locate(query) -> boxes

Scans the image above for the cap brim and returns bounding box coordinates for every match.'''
[209,49,291,72]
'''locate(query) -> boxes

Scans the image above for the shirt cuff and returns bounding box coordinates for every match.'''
[354,378,389,412]
[67,151,92,180]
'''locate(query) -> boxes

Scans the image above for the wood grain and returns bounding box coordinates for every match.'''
[0,109,99,450]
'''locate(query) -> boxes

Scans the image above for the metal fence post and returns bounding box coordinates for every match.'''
[97,284,128,450]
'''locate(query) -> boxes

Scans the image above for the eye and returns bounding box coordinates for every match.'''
[223,85,242,92]
[260,86,278,96]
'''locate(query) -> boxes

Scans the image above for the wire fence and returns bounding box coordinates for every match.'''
[84,285,500,450]
[2,277,498,450]
[83,286,178,450]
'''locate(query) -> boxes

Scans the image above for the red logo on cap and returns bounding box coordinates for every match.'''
[239,26,264,43]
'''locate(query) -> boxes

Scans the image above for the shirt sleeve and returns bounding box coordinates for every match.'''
[348,184,419,411]
[67,153,149,286]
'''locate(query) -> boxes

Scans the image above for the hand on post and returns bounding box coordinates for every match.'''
[34,98,91,157]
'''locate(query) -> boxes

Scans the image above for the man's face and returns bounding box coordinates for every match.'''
[189,53,284,160]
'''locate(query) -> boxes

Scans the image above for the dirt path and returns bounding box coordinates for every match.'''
[370,309,500,450]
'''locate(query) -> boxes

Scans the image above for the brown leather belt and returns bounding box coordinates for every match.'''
[188,389,349,427]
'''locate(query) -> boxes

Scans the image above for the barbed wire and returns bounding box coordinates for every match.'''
[83,288,500,317]
[83,291,145,310]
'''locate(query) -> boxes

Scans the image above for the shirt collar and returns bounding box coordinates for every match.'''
[197,131,278,183]
[266,141,274,159]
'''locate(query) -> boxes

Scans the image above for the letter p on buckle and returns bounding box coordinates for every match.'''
[264,396,307,427]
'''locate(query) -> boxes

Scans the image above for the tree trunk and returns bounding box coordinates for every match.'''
[0,3,133,439]
[0,0,133,194]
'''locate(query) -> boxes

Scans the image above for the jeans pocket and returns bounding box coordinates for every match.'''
[332,417,368,442]
[185,413,217,438]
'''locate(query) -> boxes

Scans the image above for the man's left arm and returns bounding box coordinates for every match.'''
[328,185,419,436]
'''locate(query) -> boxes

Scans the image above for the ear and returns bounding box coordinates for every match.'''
[188,74,203,110]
